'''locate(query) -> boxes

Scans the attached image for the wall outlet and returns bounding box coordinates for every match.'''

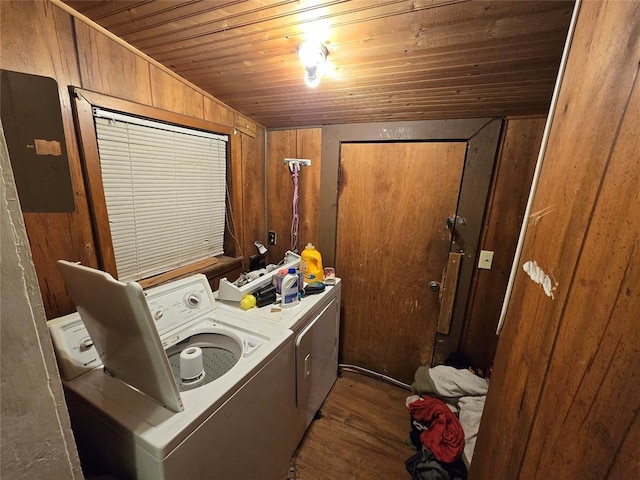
[268,230,277,245]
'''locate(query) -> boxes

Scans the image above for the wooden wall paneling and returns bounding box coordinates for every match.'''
[73,19,152,105]
[3,0,264,317]
[520,75,640,477]
[607,412,640,478]
[471,2,640,478]
[149,65,205,119]
[0,0,98,318]
[204,96,235,127]
[226,132,244,262]
[69,0,243,130]
[460,117,544,370]
[205,90,261,270]
[239,129,267,262]
[76,89,232,136]
[0,2,78,81]
[266,128,322,264]
[226,129,268,270]
[72,3,263,277]
[56,0,249,131]
[296,128,322,249]
[266,129,297,263]
[234,113,257,138]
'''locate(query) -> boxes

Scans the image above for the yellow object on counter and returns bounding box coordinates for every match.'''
[300,243,323,283]
[240,294,257,310]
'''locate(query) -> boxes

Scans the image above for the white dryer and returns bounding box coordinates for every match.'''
[49,262,295,480]
[215,279,342,446]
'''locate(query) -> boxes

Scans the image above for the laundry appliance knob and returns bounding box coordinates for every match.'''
[185,293,201,308]
[79,337,94,351]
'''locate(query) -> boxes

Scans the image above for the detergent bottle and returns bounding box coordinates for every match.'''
[300,243,323,283]
[281,268,299,308]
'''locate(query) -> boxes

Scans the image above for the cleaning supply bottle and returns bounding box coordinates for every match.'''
[281,268,299,308]
[300,243,324,283]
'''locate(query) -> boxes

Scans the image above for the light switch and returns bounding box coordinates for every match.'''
[478,250,494,270]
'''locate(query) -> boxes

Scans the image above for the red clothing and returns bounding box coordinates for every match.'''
[407,396,465,463]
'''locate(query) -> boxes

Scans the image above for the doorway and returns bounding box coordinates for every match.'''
[318,118,502,380]
[336,142,466,381]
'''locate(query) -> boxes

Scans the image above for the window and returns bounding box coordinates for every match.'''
[73,89,233,283]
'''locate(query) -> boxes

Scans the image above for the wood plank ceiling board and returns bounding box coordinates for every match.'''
[63,0,574,128]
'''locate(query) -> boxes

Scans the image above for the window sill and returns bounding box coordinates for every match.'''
[138,256,244,290]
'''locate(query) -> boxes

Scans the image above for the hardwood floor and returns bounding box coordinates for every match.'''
[291,370,416,479]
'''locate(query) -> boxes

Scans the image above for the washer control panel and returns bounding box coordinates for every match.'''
[146,276,215,337]
[47,274,216,380]
[48,313,101,380]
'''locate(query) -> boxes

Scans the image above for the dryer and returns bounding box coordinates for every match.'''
[215,279,342,446]
[49,262,296,480]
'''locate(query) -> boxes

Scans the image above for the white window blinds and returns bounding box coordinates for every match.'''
[93,108,228,282]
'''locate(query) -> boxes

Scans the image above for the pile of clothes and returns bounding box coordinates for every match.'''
[405,361,489,480]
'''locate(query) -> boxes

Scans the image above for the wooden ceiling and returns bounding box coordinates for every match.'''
[63,0,574,129]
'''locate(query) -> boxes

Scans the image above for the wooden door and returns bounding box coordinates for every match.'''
[337,142,466,383]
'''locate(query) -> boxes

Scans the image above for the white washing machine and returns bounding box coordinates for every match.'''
[49,261,296,480]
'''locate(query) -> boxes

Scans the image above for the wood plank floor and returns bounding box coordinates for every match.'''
[290,370,416,479]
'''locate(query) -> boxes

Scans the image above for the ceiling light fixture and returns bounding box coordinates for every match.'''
[297,40,328,88]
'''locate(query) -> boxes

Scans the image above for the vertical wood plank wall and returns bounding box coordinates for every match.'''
[471,1,640,478]
[2,1,97,318]
[459,117,545,370]
[266,128,322,263]
[0,0,264,319]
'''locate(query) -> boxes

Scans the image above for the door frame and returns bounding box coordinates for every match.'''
[318,118,503,363]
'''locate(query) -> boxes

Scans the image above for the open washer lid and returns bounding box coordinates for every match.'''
[57,261,183,413]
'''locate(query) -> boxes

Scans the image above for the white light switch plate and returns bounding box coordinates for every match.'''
[478,250,494,270]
